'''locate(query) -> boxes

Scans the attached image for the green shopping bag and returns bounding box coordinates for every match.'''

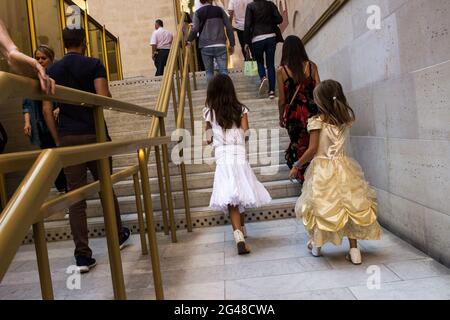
[244,59,258,77]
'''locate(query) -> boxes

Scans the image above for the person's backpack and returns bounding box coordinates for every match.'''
[0,122,8,153]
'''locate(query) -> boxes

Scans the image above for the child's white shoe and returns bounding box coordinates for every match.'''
[234,230,251,255]
[241,226,248,238]
[307,240,322,257]
[346,248,362,265]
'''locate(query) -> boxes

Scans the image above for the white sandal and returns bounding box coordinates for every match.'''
[307,240,322,257]
[346,248,362,265]
[234,230,251,255]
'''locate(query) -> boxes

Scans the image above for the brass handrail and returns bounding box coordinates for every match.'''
[0,6,195,301]
[0,72,164,117]
[0,136,169,279]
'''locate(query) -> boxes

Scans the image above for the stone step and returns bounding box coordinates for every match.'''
[82,179,300,220]
[103,102,281,128]
[88,164,291,199]
[109,71,253,92]
[29,196,297,244]
[119,92,264,108]
[110,138,290,169]
[111,76,259,92]
[105,117,286,139]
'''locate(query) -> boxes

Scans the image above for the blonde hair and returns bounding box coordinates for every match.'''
[313,79,355,126]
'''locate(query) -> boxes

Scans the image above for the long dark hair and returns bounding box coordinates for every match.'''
[313,80,355,127]
[281,35,309,83]
[205,75,247,129]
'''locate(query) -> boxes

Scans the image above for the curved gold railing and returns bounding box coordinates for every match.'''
[0,8,198,300]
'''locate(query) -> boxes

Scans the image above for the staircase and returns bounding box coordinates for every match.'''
[24,70,300,244]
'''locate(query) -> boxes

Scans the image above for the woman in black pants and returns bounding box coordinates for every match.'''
[244,0,283,99]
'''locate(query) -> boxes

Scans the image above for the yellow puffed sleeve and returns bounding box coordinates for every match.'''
[307,116,323,132]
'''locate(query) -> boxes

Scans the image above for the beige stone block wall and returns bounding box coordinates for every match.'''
[284,0,450,266]
[86,0,178,79]
[283,0,335,38]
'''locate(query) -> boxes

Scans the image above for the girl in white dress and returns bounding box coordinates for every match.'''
[204,74,272,255]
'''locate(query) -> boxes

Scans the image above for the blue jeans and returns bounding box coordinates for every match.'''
[201,46,228,83]
[252,37,277,92]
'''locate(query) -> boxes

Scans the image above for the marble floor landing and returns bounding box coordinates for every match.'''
[1,218,450,300]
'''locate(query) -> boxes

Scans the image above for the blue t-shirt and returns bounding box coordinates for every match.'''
[47,52,107,136]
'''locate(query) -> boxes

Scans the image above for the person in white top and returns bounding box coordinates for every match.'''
[150,19,173,76]
[228,0,252,59]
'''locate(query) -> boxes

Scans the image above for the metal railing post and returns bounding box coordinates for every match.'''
[171,76,179,121]
[132,173,148,255]
[93,106,126,300]
[190,41,197,90]
[159,117,177,243]
[137,149,164,300]
[175,46,194,233]
[33,221,54,300]
[193,40,199,77]
[186,71,195,134]
[0,173,7,211]
[175,61,182,103]
[154,146,169,235]
[180,161,192,232]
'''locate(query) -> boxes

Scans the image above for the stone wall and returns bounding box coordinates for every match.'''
[86,0,178,79]
[283,0,335,38]
[284,0,450,266]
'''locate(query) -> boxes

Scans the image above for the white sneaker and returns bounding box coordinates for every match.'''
[268,91,276,100]
[346,248,362,265]
[233,230,251,255]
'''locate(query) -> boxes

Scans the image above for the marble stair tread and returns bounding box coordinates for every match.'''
[42,196,298,230]
[82,179,301,216]
[86,168,295,200]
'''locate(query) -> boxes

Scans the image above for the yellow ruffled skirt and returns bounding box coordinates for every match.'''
[295,156,382,247]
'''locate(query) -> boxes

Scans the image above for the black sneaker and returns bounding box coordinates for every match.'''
[75,256,97,274]
[119,227,131,250]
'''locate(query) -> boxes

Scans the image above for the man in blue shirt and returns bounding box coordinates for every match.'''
[43,27,130,273]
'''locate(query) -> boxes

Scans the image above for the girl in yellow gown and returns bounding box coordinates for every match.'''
[289,80,381,265]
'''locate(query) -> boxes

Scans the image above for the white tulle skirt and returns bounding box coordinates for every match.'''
[209,145,272,213]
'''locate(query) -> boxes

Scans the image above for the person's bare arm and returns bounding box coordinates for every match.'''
[0,20,16,58]
[312,62,321,84]
[241,113,249,142]
[0,20,55,94]
[228,10,234,24]
[289,130,320,180]
[151,44,157,61]
[205,122,213,145]
[277,68,285,120]
[94,77,112,97]
[223,9,235,55]
[43,100,60,146]
[23,113,32,137]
